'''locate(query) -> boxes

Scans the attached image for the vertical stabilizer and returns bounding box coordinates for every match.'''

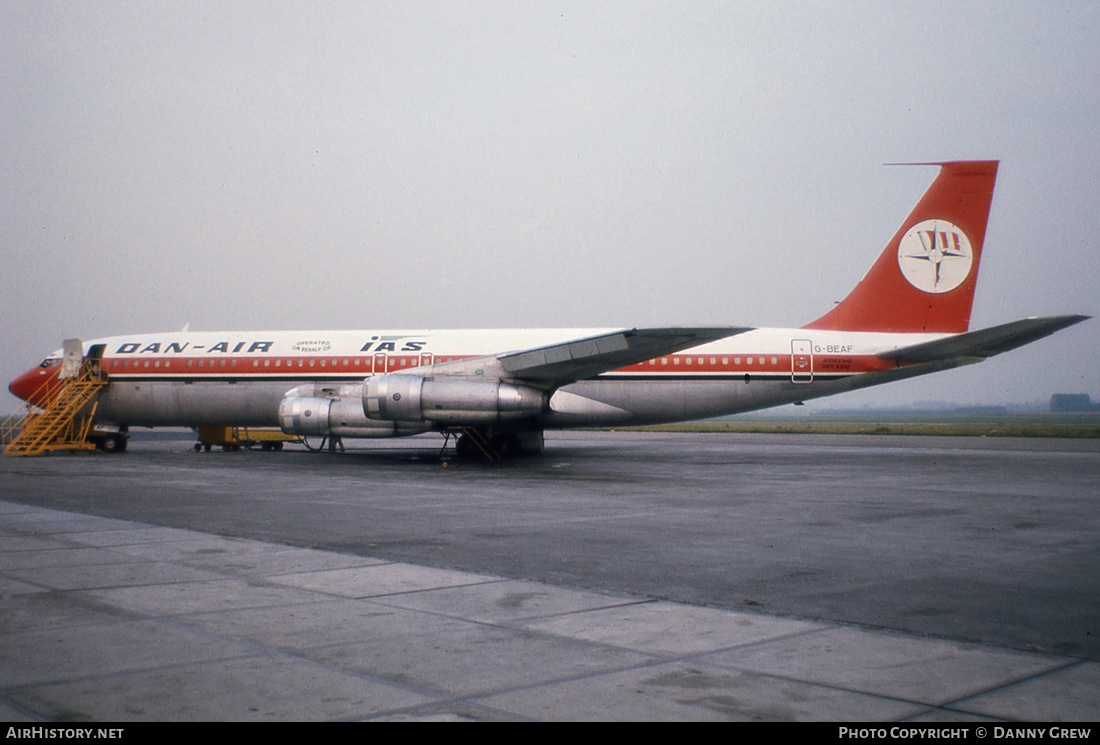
[805,161,998,333]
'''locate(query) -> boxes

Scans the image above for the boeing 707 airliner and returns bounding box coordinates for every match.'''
[8,161,1087,456]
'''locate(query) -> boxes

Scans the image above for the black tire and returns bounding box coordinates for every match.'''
[490,432,521,458]
[100,433,127,453]
[455,434,477,458]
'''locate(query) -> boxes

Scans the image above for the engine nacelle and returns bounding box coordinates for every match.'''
[363,374,545,424]
[279,388,429,438]
[279,395,334,437]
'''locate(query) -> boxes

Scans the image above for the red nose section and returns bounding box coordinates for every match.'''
[9,365,61,406]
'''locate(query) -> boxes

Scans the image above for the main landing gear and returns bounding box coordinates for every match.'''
[452,427,544,460]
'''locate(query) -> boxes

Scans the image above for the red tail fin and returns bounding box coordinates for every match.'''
[805,160,999,334]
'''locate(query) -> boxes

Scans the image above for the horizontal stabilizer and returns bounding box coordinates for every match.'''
[879,315,1089,363]
[499,327,750,383]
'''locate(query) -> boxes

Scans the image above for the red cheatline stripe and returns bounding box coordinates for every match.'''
[99,351,897,379]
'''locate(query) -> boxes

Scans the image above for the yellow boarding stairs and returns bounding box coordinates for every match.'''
[2,340,108,456]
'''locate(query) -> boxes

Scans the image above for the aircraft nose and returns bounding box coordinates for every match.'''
[9,366,49,404]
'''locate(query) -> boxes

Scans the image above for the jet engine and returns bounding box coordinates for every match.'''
[363,374,545,424]
[278,385,429,438]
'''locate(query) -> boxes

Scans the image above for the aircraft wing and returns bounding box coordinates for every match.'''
[419,327,750,386]
[498,327,751,383]
[879,315,1089,363]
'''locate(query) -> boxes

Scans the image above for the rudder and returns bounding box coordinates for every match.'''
[805,160,999,334]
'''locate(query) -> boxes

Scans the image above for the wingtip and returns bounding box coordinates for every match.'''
[1042,313,1091,326]
[883,160,1000,168]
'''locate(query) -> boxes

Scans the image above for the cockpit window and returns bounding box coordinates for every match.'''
[39,358,61,368]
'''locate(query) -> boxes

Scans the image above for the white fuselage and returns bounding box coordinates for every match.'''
[57,327,950,431]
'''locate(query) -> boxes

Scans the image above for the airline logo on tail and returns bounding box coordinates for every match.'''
[897,219,973,294]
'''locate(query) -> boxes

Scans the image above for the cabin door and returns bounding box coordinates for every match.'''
[791,339,813,383]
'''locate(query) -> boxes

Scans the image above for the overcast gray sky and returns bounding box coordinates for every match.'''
[2,1,1097,412]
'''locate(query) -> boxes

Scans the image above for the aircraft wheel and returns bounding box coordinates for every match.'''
[455,434,477,458]
[490,432,521,458]
[99,433,127,454]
